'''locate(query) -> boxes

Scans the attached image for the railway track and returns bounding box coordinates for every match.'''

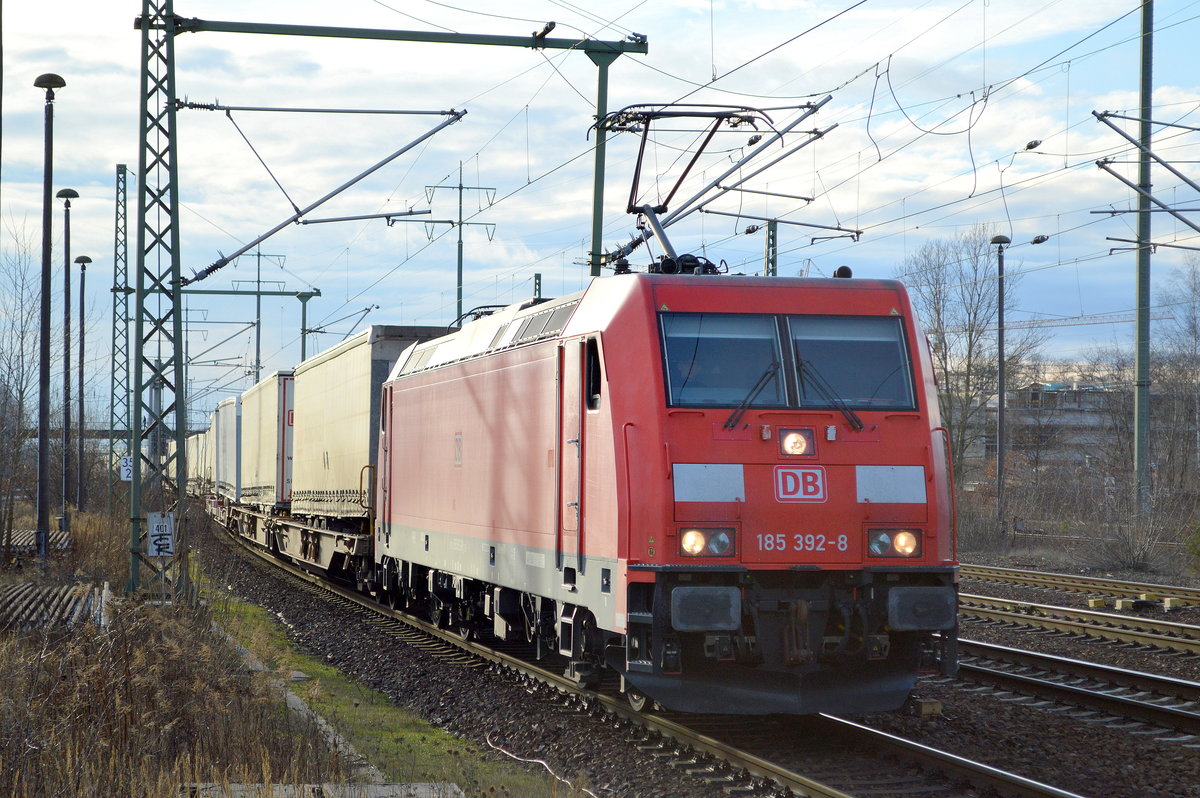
[959,593,1200,655]
[960,564,1200,607]
[220,529,1084,798]
[956,638,1200,738]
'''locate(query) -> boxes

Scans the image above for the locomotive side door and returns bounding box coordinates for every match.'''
[557,340,585,576]
[377,385,392,544]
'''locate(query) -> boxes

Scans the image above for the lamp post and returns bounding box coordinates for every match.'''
[990,234,1011,536]
[56,188,78,533]
[34,73,65,562]
[76,255,91,512]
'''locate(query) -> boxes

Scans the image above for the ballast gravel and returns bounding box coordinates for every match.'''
[197,523,1200,797]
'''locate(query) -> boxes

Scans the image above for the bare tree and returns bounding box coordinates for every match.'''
[0,220,44,565]
[896,224,1045,483]
[1008,355,1069,474]
[1145,256,1200,502]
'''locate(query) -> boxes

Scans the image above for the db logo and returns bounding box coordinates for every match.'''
[775,466,827,503]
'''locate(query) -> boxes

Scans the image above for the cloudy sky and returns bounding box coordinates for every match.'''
[3,1,1199,420]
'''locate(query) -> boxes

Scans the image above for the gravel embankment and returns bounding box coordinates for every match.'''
[196,521,765,798]
[853,548,1200,797]
[198,525,1200,797]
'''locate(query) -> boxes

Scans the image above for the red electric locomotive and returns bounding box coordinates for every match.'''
[373,269,958,715]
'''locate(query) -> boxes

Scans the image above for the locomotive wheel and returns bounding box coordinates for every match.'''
[626,687,650,713]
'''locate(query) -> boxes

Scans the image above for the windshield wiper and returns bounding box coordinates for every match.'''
[723,361,779,430]
[797,358,864,431]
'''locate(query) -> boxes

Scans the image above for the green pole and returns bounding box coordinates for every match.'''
[588,52,619,277]
[1134,0,1154,514]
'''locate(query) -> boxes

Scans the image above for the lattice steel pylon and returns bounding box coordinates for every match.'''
[129,0,189,597]
[109,164,132,515]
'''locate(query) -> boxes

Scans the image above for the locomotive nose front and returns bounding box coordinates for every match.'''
[613,279,958,715]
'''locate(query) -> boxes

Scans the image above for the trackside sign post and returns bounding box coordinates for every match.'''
[147,512,176,558]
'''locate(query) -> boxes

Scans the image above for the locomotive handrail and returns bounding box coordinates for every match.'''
[358,464,375,511]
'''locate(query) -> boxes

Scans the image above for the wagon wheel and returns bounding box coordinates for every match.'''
[428,595,446,628]
[454,611,474,641]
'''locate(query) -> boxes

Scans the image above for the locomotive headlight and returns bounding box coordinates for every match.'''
[679,527,737,557]
[779,428,815,456]
[681,529,708,556]
[707,530,733,555]
[867,528,922,558]
[868,531,893,556]
[893,530,919,556]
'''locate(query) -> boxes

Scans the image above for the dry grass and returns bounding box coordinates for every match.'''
[0,599,351,796]
[2,507,576,797]
[955,474,1199,575]
[0,508,351,797]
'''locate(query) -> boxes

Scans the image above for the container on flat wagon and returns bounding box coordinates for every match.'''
[213,396,241,502]
[204,414,216,492]
[183,430,210,496]
[239,371,295,510]
[291,325,442,523]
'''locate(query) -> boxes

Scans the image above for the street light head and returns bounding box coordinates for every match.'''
[1031,234,1050,245]
[34,73,66,90]
[56,188,79,200]
[74,255,92,268]
[990,235,1011,246]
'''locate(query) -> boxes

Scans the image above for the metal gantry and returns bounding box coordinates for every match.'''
[130,0,188,596]
[109,164,131,516]
[163,17,645,281]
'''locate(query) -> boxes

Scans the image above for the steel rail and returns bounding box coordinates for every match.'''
[959,594,1200,654]
[961,564,1200,606]
[958,639,1200,734]
[226,537,856,797]
[961,638,1200,702]
[817,715,1086,798]
[220,530,1077,797]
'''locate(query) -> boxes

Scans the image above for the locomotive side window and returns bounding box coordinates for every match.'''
[661,313,784,407]
[788,316,916,410]
[585,337,602,410]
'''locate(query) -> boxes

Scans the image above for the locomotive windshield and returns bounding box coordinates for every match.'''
[661,312,915,411]
[789,316,915,409]
[661,313,785,407]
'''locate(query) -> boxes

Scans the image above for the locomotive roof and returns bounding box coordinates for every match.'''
[390,272,911,381]
[390,289,587,379]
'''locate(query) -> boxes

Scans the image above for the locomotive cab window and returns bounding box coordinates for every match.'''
[661,313,784,407]
[585,337,603,410]
[660,312,916,412]
[789,316,915,410]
